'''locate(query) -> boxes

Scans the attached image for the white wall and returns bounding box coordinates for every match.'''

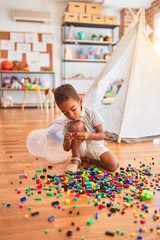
[0,0,65,86]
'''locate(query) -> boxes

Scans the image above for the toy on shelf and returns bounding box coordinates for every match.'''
[2,76,11,88]
[103,53,111,60]
[66,25,75,39]
[24,77,32,89]
[68,73,86,79]
[99,34,104,41]
[79,48,87,59]
[91,34,97,41]
[11,76,22,89]
[1,60,12,70]
[64,48,72,60]
[33,78,42,86]
[24,63,30,71]
[26,125,69,163]
[94,48,101,59]
[87,47,94,59]
[103,35,112,42]
[1,96,13,108]
[77,31,87,40]
[22,77,43,90]
[11,61,21,71]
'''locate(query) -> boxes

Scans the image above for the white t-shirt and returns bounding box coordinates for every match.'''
[63,105,105,145]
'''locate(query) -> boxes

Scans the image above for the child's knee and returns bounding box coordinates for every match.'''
[100,152,119,172]
[70,120,84,132]
[108,160,119,172]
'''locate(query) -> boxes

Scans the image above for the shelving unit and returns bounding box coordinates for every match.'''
[61,21,119,94]
[0,71,55,108]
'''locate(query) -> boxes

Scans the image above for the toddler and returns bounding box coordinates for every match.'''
[54,84,119,174]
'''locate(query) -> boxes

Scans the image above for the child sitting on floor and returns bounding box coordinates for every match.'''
[54,84,119,174]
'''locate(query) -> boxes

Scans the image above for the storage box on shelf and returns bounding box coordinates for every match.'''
[104,16,117,25]
[92,15,104,24]
[67,2,85,13]
[63,2,117,26]
[85,3,102,15]
[63,12,78,22]
[78,13,92,23]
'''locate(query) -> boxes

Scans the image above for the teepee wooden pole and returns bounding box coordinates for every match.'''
[129,8,135,18]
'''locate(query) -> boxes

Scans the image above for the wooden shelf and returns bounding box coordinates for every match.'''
[0,71,54,73]
[0,88,46,91]
[63,59,107,63]
[63,39,114,46]
[0,103,43,108]
[62,77,96,81]
[62,21,120,29]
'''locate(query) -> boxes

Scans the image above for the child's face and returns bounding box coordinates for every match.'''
[58,97,82,121]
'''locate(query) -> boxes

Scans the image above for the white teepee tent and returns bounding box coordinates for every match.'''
[84,9,160,142]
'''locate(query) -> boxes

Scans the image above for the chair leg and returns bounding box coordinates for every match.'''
[36,90,43,111]
[45,100,49,114]
[50,100,54,116]
[35,90,39,109]
[38,90,43,111]
[22,90,27,111]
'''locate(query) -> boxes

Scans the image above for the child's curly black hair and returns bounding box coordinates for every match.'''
[54,84,79,105]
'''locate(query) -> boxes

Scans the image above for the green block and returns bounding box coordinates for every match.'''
[43,187,50,191]
[35,197,42,201]
[130,187,137,193]
[56,193,63,198]
[26,186,31,192]
[47,192,54,196]
[27,193,33,196]
[44,229,49,234]
[73,205,78,209]
[73,197,78,201]
[87,219,94,225]
[88,199,94,204]
[66,174,71,179]
[36,169,42,173]
[34,173,38,178]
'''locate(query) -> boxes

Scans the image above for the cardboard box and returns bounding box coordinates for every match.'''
[67,2,85,14]
[86,3,102,15]
[78,13,92,23]
[92,15,104,24]
[104,16,117,25]
[63,12,78,22]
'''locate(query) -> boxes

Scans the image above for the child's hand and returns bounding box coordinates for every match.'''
[64,132,73,141]
[76,132,89,140]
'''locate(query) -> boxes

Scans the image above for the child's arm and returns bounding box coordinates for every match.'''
[76,123,105,141]
[63,132,73,151]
